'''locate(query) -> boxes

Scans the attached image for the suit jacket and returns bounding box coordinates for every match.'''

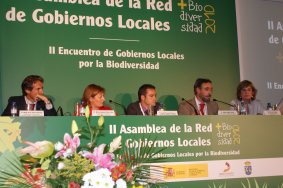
[1,96,57,116]
[126,101,160,115]
[178,98,219,115]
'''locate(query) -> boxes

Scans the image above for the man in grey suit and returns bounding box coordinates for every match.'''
[178,78,219,115]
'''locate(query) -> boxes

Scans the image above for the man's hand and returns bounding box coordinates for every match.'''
[36,94,50,104]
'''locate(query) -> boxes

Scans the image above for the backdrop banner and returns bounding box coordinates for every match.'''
[0,0,239,114]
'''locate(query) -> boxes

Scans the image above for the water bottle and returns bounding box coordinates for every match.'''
[79,100,85,116]
[236,103,240,114]
[74,102,80,116]
[240,101,247,115]
[10,102,17,117]
[273,104,278,111]
[266,102,272,110]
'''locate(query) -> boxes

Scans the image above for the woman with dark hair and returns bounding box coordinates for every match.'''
[230,80,265,115]
[82,84,112,115]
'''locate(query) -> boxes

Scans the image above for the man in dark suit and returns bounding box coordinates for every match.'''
[178,78,219,115]
[126,84,160,115]
[2,75,57,116]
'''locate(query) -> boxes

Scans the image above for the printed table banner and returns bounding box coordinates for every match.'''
[0,116,283,187]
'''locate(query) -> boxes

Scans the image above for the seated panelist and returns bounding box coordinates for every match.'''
[81,84,112,116]
[178,78,218,115]
[230,80,265,115]
[126,84,161,116]
[2,75,57,116]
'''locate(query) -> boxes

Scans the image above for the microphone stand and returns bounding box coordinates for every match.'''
[212,98,236,108]
[109,100,127,115]
[181,98,199,115]
[56,106,64,116]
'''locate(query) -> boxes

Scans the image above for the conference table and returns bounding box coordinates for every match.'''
[1,115,283,187]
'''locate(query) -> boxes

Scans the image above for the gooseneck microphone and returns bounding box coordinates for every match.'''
[181,98,199,115]
[56,106,64,116]
[213,98,235,108]
[109,100,127,115]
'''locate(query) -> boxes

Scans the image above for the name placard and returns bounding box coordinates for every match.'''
[19,110,44,117]
[157,111,178,116]
[263,110,281,115]
[218,110,238,115]
[92,110,116,116]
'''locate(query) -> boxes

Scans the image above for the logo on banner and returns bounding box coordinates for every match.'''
[162,163,208,180]
[223,162,231,172]
[244,161,252,175]
[166,167,174,177]
[219,162,234,177]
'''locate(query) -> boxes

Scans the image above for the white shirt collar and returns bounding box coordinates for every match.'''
[24,96,36,104]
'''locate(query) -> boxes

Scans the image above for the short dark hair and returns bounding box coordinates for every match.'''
[21,75,44,95]
[194,78,212,95]
[138,84,156,101]
[236,80,257,100]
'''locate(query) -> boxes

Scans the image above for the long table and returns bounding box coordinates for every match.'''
[1,116,283,187]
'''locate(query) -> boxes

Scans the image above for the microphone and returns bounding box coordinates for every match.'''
[109,100,127,115]
[181,98,199,115]
[56,106,64,116]
[213,98,235,108]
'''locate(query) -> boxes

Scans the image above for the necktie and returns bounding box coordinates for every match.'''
[199,103,205,115]
[144,107,153,116]
[27,103,35,111]
[144,109,149,116]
